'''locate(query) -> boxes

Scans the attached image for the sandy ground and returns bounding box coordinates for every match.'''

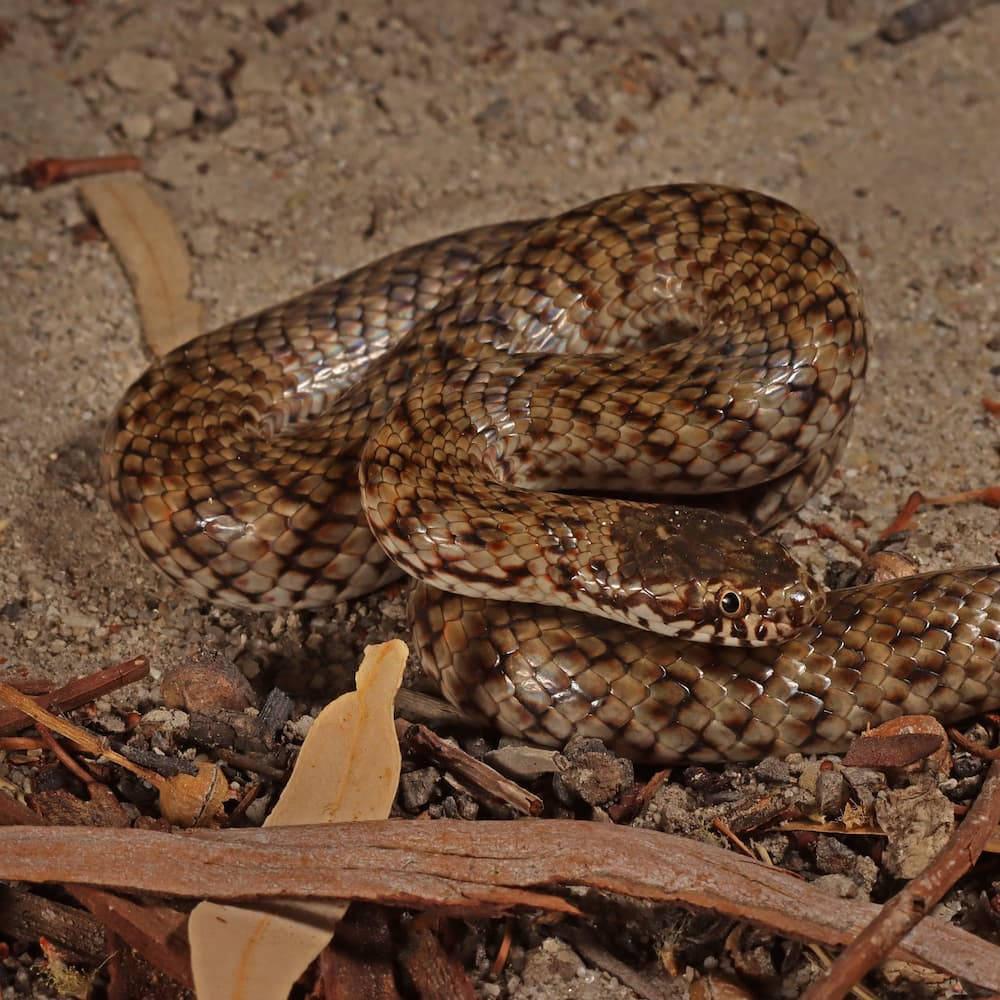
[1,0,999,996]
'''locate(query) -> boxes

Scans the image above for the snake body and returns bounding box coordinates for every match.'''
[103,184,1000,762]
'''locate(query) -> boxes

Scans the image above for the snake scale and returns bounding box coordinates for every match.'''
[103,184,1000,763]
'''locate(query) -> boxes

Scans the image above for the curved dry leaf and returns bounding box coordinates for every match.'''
[78,176,202,356]
[188,639,407,1000]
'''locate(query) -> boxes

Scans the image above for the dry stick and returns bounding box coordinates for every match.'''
[0,886,108,965]
[0,680,226,828]
[0,682,163,786]
[395,717,543,816]
[803,759,1000,1000]
[879,491,924,539]
[401,922,478,1000]
[12,154,143,189]
[35,724,102,786]
[879,485,1000,541]
[951,727,1000,761]
[68,886,193,991]
[2,820,1000,990]
[926,485,1000,508]
[0,678,54,695]
[0,656,150,735]
[394,688,479,729]
[0,791,193,987]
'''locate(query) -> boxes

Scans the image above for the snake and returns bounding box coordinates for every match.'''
[102,183,1000,763]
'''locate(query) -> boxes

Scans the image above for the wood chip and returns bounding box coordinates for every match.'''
[844,721,948,771]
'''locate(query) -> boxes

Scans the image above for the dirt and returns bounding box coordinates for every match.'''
[1,0,999,997]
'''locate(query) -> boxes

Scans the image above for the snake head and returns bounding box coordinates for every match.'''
[611,505,825,646]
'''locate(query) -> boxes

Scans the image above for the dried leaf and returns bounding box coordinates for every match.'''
[188,640,407,1000]
[78,176,202,356]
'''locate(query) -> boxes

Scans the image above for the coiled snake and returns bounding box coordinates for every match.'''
[103,184,1000,763]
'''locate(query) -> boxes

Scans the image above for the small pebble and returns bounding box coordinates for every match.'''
[161,649,256,713]
[120,112,154,140]
[288,713,314,740]
[552,736,634,808]
[399,766,440,811]
[753,757,790,784]
[136,708,190,738]
[815,768,848,816]
[188,225,220,257]
[106,51,178,92]
[721,9,747,37]
[485,745,560,781]
[154,99,196,133]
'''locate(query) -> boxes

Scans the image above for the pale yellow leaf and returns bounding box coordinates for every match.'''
[79,176,202,356]
[188,640,408,1000]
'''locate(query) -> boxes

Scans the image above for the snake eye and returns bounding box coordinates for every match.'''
[719,591,744,617]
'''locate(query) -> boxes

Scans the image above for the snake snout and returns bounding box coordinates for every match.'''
[784,579,826,627]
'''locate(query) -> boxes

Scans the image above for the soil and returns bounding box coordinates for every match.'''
[1,1,999,997]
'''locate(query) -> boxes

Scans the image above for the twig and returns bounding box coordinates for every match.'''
[0,736,45,751]
[878,485,1000,542]
[226,782,262,825]
[1,820,999,989]
[215,747,287,780]
[0,681,228,827]
[394,688,480,728]
[950,727,1000,760]
[0,656,150,735]
[797,519,870,561]
[0,682,162,785]
[803,759,1000,1000]
[607,767,672,823]
[395,717,543,816]
[10,155,143,190]
[879,491,924,539]
[489,918,514,977]
[400,922,477,1000]
[0,678,54,695]
[69,887,193,990]
[318,903,399,999]
[0,886,107,964]
[711,817,755,857]
[925,485,1000,508]
[36,724,102,786]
